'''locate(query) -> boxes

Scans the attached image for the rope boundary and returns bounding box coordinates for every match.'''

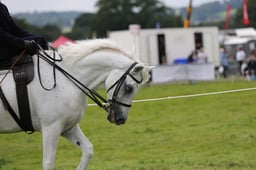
[88,87,256,106]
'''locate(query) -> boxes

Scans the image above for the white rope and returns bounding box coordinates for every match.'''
[88,87,256,106]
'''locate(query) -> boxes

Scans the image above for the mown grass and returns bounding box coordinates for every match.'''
[0,80,256,170]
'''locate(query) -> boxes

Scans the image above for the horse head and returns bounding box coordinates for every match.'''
[105,62,152,125]
[58,39,154,125]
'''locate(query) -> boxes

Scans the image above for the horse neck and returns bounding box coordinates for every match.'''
[65,49,134,89]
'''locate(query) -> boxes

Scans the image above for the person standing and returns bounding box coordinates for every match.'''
[197,47,208,64]
[187,50,197,64]
[220,48,229,78]
[0,2,48,60]
[235,46,246,75]
[247,52,256,77]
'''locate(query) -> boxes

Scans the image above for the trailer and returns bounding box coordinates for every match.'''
[109,26,220,66]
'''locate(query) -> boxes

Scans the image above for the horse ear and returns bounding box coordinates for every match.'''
[133,65,144,73]
[133,65,154,73]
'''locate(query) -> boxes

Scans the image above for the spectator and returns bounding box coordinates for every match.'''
[219,48,229,78]
[235,46,246,75]
[247,52,256,77]
[197,47,208,64]
[187,50,197,64]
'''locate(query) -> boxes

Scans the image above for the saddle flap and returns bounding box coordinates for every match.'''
[12,55,34,84]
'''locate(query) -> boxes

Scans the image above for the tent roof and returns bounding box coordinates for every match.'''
[235,28,256,37]
[224,37,250,45]
[51,35,74,48]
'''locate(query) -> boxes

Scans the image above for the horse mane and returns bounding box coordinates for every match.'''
[57,39,150,83]
[58,39,132,64]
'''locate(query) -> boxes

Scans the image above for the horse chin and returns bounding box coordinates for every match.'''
[107,110,126,125]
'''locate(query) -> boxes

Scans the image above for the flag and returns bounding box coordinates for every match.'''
[243,0,250,25]
[224,4,232,29]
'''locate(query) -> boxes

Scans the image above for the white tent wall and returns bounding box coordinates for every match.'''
[109,27,220,66]
[202,29,220,65]
[164,28,195,63]
[108,30,134,53]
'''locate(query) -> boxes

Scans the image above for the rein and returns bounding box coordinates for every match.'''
[36,44,140,112]
[0,49,26,86]
[37,46,62,91]
[36,47,110,112]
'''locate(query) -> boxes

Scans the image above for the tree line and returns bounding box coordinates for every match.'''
[14,0,256,42]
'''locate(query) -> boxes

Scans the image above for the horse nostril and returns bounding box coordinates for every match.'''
[116,118,125,125]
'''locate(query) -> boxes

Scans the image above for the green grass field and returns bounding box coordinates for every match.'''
[1,80,256,170]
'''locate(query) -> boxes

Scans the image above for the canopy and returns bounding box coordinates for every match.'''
[235,28,256,38]
[51,35,75,48]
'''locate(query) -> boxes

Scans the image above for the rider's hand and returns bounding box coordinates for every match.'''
[24,40,38,55]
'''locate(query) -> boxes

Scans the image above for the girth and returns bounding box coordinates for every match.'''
[0,55,34,132]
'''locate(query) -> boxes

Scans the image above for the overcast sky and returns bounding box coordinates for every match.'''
[2,0,222,14]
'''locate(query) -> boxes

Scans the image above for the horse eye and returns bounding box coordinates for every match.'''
[125,84,133,93]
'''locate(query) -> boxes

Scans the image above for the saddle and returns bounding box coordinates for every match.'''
[0,55,34,132]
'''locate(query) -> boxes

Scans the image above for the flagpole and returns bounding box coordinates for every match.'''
[184,0,193,28]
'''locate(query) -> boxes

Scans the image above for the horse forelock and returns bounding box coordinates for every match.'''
[58,39,132,65]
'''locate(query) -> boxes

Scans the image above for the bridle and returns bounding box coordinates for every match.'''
[107,61,143,108]
[36,44,143,113]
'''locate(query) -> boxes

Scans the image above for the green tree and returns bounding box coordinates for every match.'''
[90,0,182,37]
[92,0,136,36]
[13,17,62,41]
[13,17,42,35]
[67,13,95,39]
[41,25,62,41]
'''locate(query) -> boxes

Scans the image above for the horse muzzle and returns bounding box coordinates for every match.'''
[107,109,126,125]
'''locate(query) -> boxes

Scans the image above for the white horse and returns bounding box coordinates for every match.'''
[0,39,151,170]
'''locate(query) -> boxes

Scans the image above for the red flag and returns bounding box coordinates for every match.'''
[225,4,232,29]
[243,0,250,25]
